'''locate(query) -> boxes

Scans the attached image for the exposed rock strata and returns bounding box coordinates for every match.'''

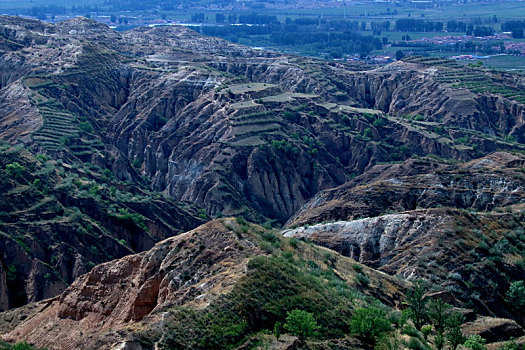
[287,152,525,227]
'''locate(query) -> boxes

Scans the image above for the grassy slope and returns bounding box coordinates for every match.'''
[131,219,408,350]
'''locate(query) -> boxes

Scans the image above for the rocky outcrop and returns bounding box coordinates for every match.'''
[463,317,525,343]
[284,209,454,277]
[287,152,525,227]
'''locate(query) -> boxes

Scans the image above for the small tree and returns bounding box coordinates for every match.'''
[505,281,525,313]
[5,162,25,179]
[428,299,452,333]
[406,279,429,330]
[434,331,445,350]
[273,321,282,340]
[445,312,465,350]
[284,309,319,341]
[350,306,392,345]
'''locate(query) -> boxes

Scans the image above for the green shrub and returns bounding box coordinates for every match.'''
[497,339,519,350]
[102,169,113,179]
[163,308,247,350]
[197,209,207,220]
[109,208,147,231]
[355,271,370,287]
[271,139,299,157]
[11,342,36,350]
[464,335,487,350]
[0,341,47,350]
[283,111,295,121]
[60,136,71,146]
[363,128,373,139]
[308,148,318,156]
[235,216,247,226]
[162,255,354,349]
[32,178,42,190]
[403,323,423,339]
[261,232,278,244]
[405,337,428,350]
[505,280,525,313]
[350,306,392,345]
[288,238,300,249]
[421,324,432,340]
[477,240,490,254]
[5,162,25,179]
[434,126,445,135]
[352,264,363,273]
[284,309,319,341]
[273,321,282,340]
[372,117,386,128]
[35,154,48,163]
[78,121,93,133]
[456,135,470,145]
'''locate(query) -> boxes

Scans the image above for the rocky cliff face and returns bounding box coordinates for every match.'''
[287,152,525,227]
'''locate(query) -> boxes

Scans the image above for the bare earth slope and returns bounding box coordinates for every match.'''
[287,152,525,227]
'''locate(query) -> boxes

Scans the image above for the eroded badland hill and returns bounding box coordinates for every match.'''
[0,16,524,350]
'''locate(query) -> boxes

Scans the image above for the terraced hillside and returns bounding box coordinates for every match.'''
[0,17,523,225]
